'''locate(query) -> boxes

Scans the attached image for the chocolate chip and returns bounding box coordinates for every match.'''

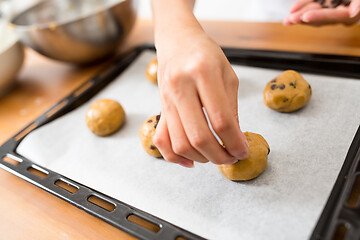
[150,145,156,150]
[147,119,153,123]
[343,0,350,6]
[331,0,342,7]
[315,0,349,8]
[267,147,270,155]
[279,84,285,90]
[154,114,161,128]
[283,97,289,102]
[270,84,277,90]
[289,82,296,88]
[270,78,277,83]
[314,0,325,5]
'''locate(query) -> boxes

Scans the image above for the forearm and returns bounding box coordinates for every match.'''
[151,0,202,50]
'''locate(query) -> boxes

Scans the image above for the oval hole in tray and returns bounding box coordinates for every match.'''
[346,174,360,208]
[176,236,189,240]
[356,158,360,172]
[14,122,38,141]
[2,155,22,166]
[55,178,79,194]
[46,100,68,118]
[332,223,349,240]
[87,195,116,212]
[27,165,49,179]
[127,214,161,233]
[73,81,93,97]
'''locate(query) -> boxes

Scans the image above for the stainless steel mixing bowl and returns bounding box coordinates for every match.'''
[11,0,137,64]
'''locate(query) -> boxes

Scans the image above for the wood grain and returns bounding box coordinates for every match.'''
[0,19,359,239]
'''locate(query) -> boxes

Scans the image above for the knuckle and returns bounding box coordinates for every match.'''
[211,157,234,165]
[183,55,215,80]
[212,114,231,133]
[152,133,164,148]
[164,154,179,163]
[189,132,208,149]
[166,71,182,88]
[172,142,191,156]
[230,77,239,88]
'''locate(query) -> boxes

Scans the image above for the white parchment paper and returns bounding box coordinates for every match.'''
[17,51,360,240]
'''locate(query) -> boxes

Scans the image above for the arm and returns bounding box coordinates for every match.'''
[151,0,249,168]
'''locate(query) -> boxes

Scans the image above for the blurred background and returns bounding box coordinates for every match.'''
[6,0,293,22]
[138,0,293,22]
[0,0,293,93]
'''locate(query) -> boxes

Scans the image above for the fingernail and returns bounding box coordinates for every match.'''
[237,151,248,160]
[178,160,194,168]
[301,16,309,23]
[350,8,360,18]
[283,21,291,26]
[231,158,239,164]
[222,158,238,165]
[289,16,298,24]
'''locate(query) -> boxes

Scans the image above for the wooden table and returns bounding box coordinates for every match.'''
[0,19,359,239]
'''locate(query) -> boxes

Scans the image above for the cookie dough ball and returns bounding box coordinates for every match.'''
[86,99,126,136]
[145,58,158,84]
[263,70,312,113]
[139,115,162,158]
[217,132,270,181]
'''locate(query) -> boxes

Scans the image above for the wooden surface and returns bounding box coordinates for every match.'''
[0,19,359,239]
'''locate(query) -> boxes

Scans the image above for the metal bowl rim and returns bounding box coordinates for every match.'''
[10,0,133,31]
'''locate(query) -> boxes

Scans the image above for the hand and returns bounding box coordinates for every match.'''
[153,27,249,168]
[284,0,360,26]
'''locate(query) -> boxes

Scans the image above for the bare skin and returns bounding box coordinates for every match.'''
[150,0,359,168]
[151,0,249,168]
[284,0,360,26]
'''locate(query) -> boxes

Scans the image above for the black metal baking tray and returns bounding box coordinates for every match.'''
[0,45,359,240]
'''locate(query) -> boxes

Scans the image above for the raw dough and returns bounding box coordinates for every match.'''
[263,70,312,113]
[217,132,270,181]
[86,99,126,136]
[145,58,158,84]
[139,114,162,158]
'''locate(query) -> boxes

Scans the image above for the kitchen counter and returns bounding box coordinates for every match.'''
[0,19,359,239]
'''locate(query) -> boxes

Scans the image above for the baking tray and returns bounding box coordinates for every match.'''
[0,45,359,240]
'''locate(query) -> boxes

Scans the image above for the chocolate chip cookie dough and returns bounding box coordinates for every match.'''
[86,99,126,136]
[263,70,312,113]
[314,0,350,8]
[139,114,162,158]
[145,58,158,84]
[217,132,270,181]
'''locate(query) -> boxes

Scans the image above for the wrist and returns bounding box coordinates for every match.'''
[151,0,202,50]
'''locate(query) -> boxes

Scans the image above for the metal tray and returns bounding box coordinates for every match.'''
[0,45,359,240]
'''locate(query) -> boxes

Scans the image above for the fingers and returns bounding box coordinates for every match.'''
[173,81,237,165]
[222,65,240,123]
[153,116,195,168]
[289,0,314,13]
[196,65,248,160]
[349,0,360,18]
[164,100,209,164]
[286,0,360,26]
[301,3,360,26]
[301,7,355,25]
[284,2,322,25]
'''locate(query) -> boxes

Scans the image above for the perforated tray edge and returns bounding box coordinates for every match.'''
[1,45,360,240]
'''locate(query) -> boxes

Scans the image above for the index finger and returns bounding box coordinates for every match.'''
[301,7,358,25]
[196,70,248,160]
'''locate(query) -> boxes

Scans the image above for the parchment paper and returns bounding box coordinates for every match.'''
[17,51,360,240]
